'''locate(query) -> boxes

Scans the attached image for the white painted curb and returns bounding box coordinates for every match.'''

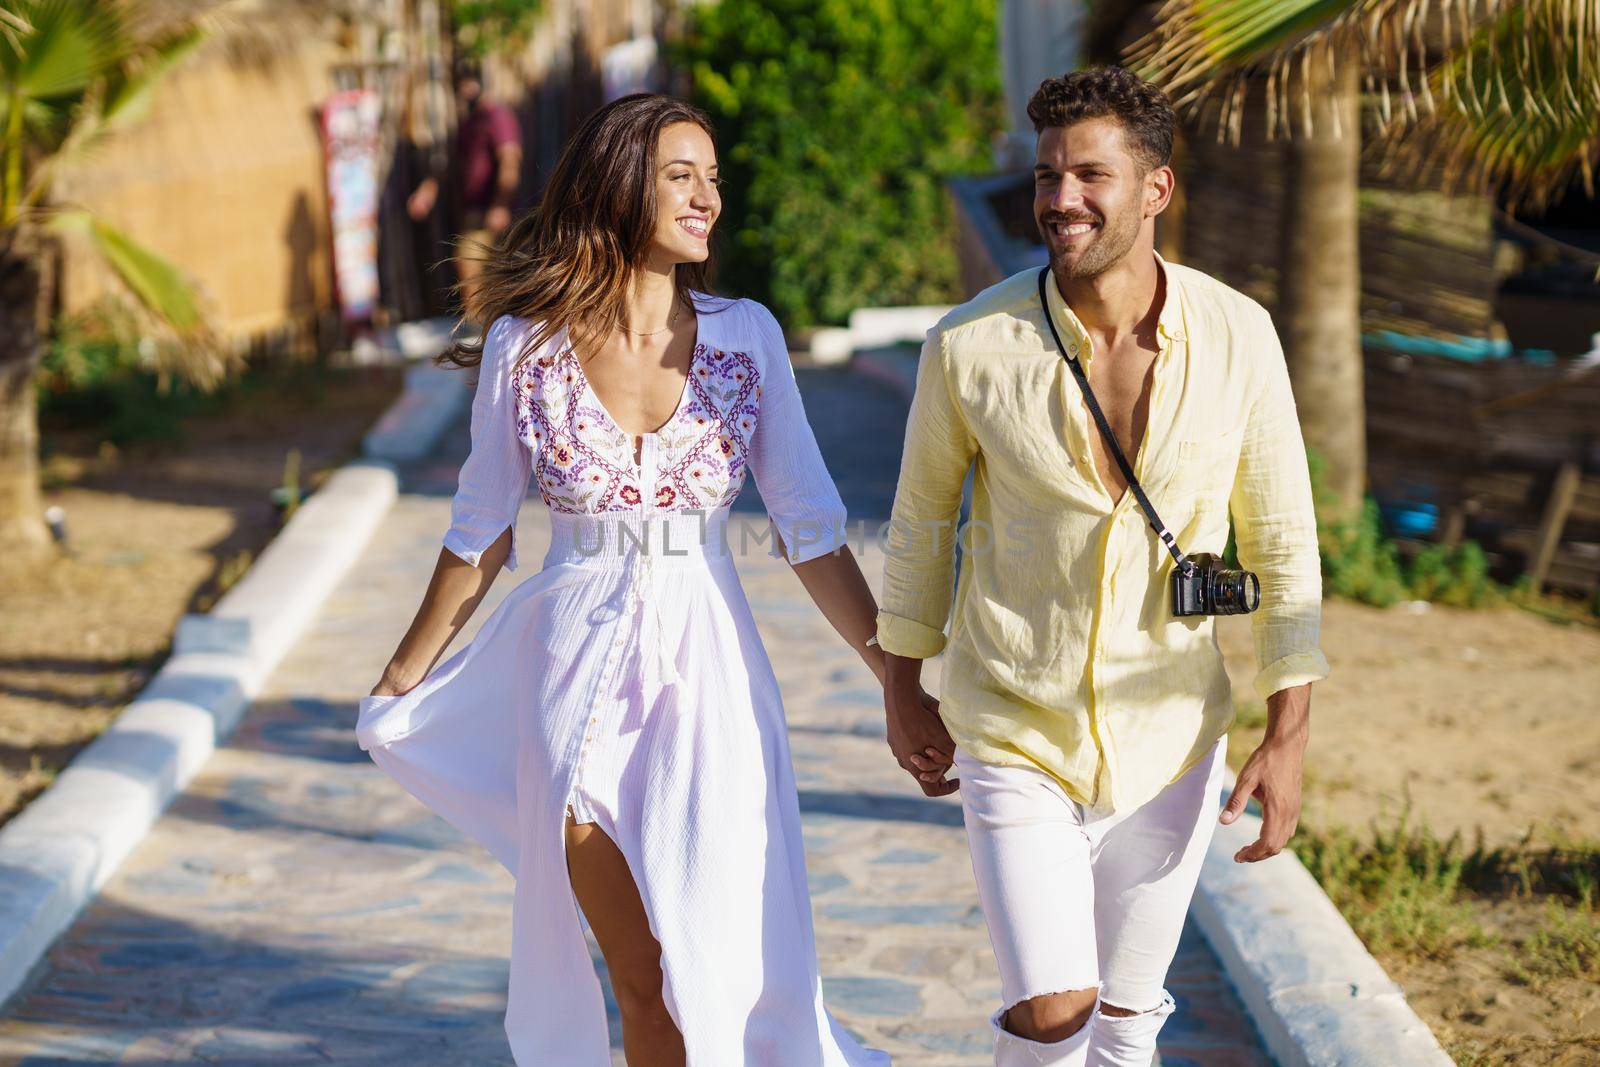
[0,356,469,1009]
[809,305,950,365]
[364,361,473,463]
[1195,779,1453,1066]
[847,305,951,349]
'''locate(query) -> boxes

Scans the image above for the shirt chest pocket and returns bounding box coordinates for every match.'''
[1175,425,1245,502]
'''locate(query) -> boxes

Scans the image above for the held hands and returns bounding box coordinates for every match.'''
[883,669,959,798]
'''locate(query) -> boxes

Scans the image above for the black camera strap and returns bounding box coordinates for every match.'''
[1036,266,1195,578]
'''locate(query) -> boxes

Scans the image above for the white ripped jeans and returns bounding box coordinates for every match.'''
[955,737,1227,1067]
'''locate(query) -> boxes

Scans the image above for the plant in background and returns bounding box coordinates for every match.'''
[1406,540,1499,609]
[1512,891,1600,986]
[38,300,190,446]
[36,297,148,395]
[674,0,1004,328]
[272,447,303,520]
[450,0,543,59]
[1309,450,1408,606]
[1318,496,1410,608]
[198,547,255,611]
[1306,447,1525,611]
[1,0,220,551]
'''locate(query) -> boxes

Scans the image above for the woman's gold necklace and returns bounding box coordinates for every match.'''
[614,300,681,337]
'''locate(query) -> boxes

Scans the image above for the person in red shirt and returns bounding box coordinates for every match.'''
[408,61,523,316]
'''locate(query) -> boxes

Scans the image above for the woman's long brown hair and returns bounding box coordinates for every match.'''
[440,93,724,373]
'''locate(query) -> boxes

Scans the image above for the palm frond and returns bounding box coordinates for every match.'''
[49,205,233,388]
[2,0,123,220]
[49,208,202,331]
[1134,0,1474,140]
[1131,0,1358,136]
[24,22,206,207]
[0,0,126,101]
[25,20,209,200]
[1374,2,1600,209]
[180,0,352,71]
[2,0,214,219]
[1134,0,1599,158]
[100,22,207,130]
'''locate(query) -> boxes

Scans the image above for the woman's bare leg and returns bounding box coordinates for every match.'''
[564,813,686,1067]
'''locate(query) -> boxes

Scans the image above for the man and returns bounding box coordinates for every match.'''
[876,66,1330,1066]
[407,61,522,315]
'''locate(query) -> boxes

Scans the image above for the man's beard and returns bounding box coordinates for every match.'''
[1041,207,1140,280]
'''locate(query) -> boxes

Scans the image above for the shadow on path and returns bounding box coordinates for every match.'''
[799,789,966,829]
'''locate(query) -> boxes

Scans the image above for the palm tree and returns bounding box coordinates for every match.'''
[1131,0,1600,521]
[0,0,212,551]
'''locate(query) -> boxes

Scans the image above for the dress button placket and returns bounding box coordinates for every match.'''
[610,433,655,701]
[638,435,657,689]
[583,432,661,797]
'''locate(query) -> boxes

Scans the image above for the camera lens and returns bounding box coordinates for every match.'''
[1207,567,1260,615]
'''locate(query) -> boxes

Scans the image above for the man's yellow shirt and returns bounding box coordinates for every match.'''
[875,253,1331,814]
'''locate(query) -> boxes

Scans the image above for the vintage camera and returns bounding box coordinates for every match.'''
[1171,552,1260,617]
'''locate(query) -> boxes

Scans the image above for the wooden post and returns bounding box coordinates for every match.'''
[1527,461,1582,594]
[1439,504,1466,550]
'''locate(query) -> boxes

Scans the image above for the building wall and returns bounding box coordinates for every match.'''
[54,0,667,344]
[55,38,345,341]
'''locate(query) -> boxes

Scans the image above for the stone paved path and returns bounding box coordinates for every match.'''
[0,364,1271,1065]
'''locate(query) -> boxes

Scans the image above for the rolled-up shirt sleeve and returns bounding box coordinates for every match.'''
[1229,305,1332,700]
[874,325,977,659]
[744,300,849,564]
[441,314,533,572]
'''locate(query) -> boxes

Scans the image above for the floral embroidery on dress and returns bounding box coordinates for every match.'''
[514,338,761,515]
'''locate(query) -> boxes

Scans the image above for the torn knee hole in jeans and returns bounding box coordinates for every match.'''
[1004,985,1100,1011]
[1098,992,1175,1019]
[998,986,1100,1039]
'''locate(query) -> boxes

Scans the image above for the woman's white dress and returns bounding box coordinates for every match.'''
[354,296,888,1066]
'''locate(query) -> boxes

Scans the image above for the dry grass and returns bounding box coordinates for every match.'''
[0,359,400,827]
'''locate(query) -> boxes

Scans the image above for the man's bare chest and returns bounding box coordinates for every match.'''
[1082,343,1159,501]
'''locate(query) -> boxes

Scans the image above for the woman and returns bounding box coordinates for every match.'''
[356,94,946,1065]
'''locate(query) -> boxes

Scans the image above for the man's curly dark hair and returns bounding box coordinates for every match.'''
[1026,65,1176,174]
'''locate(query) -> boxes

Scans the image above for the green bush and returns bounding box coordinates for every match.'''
[674,0,1004,328]
[36,302,211,447]
[451,0,544,57]
[36,300,326,449]
[1406,540,1498,608]
[1513,896,1600,986]
[1319,496,1410,607]
[38,300,149,394]
[1305,449,1506,610]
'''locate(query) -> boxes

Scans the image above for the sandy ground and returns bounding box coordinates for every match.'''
[1392,901,1600,1066]
[1218,601,1600,1065]
[1217,600,1600,848]
[0,362,402,827]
